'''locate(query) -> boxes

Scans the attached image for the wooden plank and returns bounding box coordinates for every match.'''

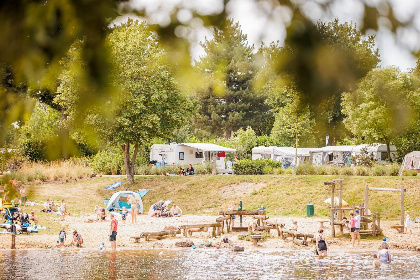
[219,210,266,216]
[368,187,404,192]
[179,223,221,229]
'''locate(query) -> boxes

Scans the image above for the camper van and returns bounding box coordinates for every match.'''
[150,143,236,173]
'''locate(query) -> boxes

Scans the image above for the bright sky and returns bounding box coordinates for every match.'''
[117,0,420,71]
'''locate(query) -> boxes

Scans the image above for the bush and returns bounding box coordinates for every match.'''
[316,165,327,175]
[326,166,340,175]
[233,159,281,175]
[295,164,316,175]
[372,165,386,176]
[386,163,401,176]
[402,169,418,176]
[91,147,124,175]
[340,167,354,176]
[355,166,369,176]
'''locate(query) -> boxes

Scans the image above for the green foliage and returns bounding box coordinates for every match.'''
[402,169,418,176]
[342,67,417,159]
[194,19,273,138]
[228,126,257,159]
[91,147,124,175]
[351,147,376,167]
[295,164,316,175]
[233,159,281,175]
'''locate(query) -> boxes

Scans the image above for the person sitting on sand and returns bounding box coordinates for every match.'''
[290,221,298,231]
[372,254,381,269]
[170,204,182,217]
[316,229,328,258]
[217,236,232,249]
[100,208,106,221]
[43,199,53,212]
[72,230,83,247]
[248,221,257,232]
[29,211,38,225]
[378,239,391,263]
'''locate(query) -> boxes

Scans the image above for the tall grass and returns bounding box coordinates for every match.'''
[10,160,92,184]
[291,163,403,176]
[136,162,212,175]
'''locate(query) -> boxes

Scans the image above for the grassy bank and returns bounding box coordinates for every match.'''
[23,175,420,222]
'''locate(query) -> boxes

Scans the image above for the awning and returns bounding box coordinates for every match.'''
[181,143,236,152]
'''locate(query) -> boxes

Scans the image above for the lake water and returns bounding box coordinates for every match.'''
[0,249,419,279]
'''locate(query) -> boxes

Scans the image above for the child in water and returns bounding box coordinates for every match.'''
[121,206,128,224]
[372,254,381,269]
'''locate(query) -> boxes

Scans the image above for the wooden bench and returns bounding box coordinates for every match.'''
[391,224,404,233]
[131,229,179,242]
[179,223,222,237]
[216,216,231,233]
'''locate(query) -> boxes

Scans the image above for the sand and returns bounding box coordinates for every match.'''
[1,213,419,252]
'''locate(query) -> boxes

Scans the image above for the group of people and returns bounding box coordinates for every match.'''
[372,238,392,268]
[178,164,194,176]
[42,199,68,220]
[58,227,83,248]
[149,200,182,217]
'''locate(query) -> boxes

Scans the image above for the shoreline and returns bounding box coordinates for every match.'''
[1,214,419,253]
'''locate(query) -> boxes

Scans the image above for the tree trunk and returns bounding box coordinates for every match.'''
[121,142,139,184]
[60,108,69,159]
[225,128,231,140]
[386,141,391,161]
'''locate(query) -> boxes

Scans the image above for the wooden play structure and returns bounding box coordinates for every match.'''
[218,209,266,232]
[279,229,315,246]
[325,179,405,237]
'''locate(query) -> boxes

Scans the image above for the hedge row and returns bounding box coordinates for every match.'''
[233,159,282,175]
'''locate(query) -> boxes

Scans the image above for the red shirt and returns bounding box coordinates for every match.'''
[111,219,118,231]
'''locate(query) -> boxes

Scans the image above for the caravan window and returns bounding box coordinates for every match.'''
[381,152,387,161]
[195,152,203,158]
[179,152,184,160]
[261,153,271,159]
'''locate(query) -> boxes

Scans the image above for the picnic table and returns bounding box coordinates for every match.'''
[179,223,222,237]
[131,229,180,242]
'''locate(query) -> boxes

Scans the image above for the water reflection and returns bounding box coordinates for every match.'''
[0,249,419,279]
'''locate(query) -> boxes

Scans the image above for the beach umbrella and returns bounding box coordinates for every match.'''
[323,197,348,206]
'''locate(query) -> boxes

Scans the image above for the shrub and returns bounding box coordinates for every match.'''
[233,159,281,175]
[402,169,418,176]
[273,167,284,175]
[386,163,401,176]
[355,166,369,176]
[295,164,316,175]
[372,165,386,176]
[316,165,327,175]
[263,166,274,174]
[326,166,340,175]
[91,147,124,175]
[340,167,354,176]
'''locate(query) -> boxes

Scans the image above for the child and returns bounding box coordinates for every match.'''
[290,221,298,231]
[121,206,128,224]
[100,208,106,222]
[404,211,413,234]
[372,254,381,269]
[59,227,66,247]
[94,205,100,221]
[73,230,83,247]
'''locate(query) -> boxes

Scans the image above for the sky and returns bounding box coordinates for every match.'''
[117,0,420,71]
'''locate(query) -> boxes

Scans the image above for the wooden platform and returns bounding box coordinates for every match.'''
[179,223,222,237]
[131,229,179,242]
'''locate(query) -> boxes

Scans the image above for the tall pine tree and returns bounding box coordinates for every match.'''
[194,19,272,139]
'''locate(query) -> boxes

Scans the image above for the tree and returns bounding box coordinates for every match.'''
[342,67,415,159]
[194,19,273,139]
[58,20,189,183]
[271,90,315,166]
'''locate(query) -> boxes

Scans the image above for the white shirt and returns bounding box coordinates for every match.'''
[354,215,361,228]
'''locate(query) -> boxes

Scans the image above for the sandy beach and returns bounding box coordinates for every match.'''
[1,213,419,252]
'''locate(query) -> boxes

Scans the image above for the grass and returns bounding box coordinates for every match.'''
[17,174,420,227]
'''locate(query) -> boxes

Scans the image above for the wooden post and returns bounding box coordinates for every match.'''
[400,185,405,225]
[338,180,343,234]
[364,185,369,215]
[372,214,376,237]
[377,212,380,231]
[212,152,217,175]
[330,183,335,237]
[11,234,15,249]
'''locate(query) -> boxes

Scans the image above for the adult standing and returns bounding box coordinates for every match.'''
[353,209,361,246]
[19,186,27,206]
[110,213,118,251]
[128,195,138,224]
[316,229,328,257]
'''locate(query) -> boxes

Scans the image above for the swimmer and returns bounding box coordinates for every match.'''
[372,254,381,269]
